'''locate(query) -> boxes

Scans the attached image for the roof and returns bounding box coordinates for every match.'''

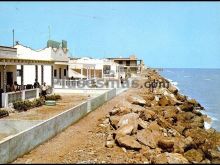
[0,46,17,51]
[107,58,141,61]
[0,57,54,65]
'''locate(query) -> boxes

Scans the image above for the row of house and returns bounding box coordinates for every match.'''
[0,40,144,108]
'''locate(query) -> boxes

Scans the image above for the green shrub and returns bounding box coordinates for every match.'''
[23,100,32,111]
[0,109,9,118]
[45,94,61,101]
[31,98,44,107]
[13,98,45,111]
[13,101,24,111]
[55,94,61,100]
[35,98,44,107]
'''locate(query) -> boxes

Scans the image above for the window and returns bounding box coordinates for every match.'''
[16,69,21,77]
[54,69,57,77]
[103,65,111,74]
[119,61,123,65]
[126,61,130,66]
[64,69,67,76]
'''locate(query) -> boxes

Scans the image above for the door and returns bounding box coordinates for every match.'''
[59,68,61,79]
[7,72,13,86]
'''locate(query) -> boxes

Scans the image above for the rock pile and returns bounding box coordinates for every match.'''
[100,69,220,164]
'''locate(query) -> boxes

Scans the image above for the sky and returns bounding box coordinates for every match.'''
[0,2,220,68]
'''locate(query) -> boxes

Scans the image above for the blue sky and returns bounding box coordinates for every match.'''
[0,2,220,68]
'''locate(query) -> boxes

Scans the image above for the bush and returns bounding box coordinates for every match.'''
[32,98,44,107]
[45,94,62,101]
[0,109,9,118]
[13,100,24,111]
[13,98,45,111]
[23,100,32,111]
[55,94,61,100]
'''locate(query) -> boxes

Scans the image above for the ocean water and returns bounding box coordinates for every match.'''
[159,68,220,131]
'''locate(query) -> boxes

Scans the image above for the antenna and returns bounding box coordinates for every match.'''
[12,29,15,47]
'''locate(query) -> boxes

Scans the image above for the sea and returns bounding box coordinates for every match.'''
[159,68,220,131]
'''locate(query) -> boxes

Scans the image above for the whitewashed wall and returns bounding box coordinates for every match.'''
[17,65,52,86]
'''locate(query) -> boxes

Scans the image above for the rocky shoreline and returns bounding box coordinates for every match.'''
[99,68,220,164]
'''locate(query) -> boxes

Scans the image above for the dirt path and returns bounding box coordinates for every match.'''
[13,88,142,164]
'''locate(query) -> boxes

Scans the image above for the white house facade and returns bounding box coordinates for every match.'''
[15,40,69,87]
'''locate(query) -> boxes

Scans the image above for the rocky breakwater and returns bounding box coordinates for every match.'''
[99,69,220,164]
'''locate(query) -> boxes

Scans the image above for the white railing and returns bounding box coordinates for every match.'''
[2,88,40,108]
[8,91,22,104]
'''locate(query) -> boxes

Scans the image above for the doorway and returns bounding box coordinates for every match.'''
[59,68,61,79]
[7,72,13,86]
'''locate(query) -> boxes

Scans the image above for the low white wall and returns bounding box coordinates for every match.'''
[0,120,43,136]
[0,101,88,163]
[0,88,118,163]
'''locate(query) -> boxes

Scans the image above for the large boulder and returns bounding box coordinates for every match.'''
[129,104,145,113]
[176,94,188,103]
[158,95,171,106]
[110,106,132,116]
[168,85,178,95]
[147,121,162,132]
[139,109,156,121]
[116,135,142,150]
[142,94,155,101]
[158,137,175,152]
[156,116,173,129]
[136,129,158,149]
[184,149,204,163]
[137,118,149,129]
[176,112,195,122]
[179,102,194,112]
[184,128,208,146]
[109,106,120,116]
[205,149,220,163]
[128,95,146,106]
[162,107,179,119]
[116,124,136,137]
[152,152,189,164]
[187,99,201,107]
[109,115,121,129]
[191,116,204,128]
[117,112,139,129]
[173,136,194,154]
[174,123,186,135]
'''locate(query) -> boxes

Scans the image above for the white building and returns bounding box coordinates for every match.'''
[0,45,54,108]
[68,57,123,80]
[15,40,69,87]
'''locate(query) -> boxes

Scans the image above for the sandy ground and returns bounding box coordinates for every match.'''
[4,94,89,121]
[13,88,144,164]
